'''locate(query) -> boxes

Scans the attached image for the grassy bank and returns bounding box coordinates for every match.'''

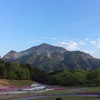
[0,79,33,87]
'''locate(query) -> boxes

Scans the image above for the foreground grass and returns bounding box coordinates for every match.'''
[31,96,100,100]
[1,94,100,100]
[40,87,100,95]
[86,87,100,92]
[0,93,36,100]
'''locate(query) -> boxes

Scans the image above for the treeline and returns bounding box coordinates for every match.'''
[48,69,100,86]
[0,60,100,86]
[0,60,47,83]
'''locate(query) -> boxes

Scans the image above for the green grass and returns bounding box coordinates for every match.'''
[85,87,100,92]
[37,87,100,96]
[31,96,100,100]
[39,89,71,95]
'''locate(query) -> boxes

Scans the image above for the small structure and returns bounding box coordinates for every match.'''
[31,83,39,87]
[22,83,46,91]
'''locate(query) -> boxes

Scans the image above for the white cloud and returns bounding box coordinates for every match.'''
[97,39,100,41]
[51,37,60,40]
[79,41,85,45]
[90,39,100,48]
[93,51,100,58]
[90,41,95,44]
[84,38,89,41]
[54,37,100,58]
[83,50,94,54]
[57,41,79,50]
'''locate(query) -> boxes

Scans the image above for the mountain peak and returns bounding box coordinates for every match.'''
[2,43,100,71]
[3,50,17,60]
[39,43,50,46]
[38,43,53,48]
[3,43,67,60]
[9,50,17,53]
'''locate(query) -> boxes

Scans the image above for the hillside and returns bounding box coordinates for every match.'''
[2,43,100,72]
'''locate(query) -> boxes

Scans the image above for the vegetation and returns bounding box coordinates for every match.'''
[0,60,100,86]
[47,68,100,86]
[31,96,100,100]
[0,60,47,83]
[9,51,100,71]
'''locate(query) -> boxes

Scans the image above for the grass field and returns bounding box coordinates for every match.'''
[86,87,100,92]
[31,96,100,100]
[1,95,100,100]
[39,87,100,95]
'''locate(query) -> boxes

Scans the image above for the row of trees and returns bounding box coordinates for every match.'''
[0,60,100,86]
[0,61,30,80]
[48,69,100,86]
[0,60,47,83]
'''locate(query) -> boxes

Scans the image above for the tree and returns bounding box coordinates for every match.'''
[0,62,6,78]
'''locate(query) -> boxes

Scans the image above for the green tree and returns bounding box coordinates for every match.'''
[0,62,6,78]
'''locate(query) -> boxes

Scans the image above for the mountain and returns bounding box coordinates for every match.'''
[62,51,100,70]
[3,43,67,60]
[2,43,100,72]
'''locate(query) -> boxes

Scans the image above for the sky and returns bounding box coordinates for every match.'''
[0,0,100,58]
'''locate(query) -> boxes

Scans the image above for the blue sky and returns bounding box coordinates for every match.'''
[0,0,100,58]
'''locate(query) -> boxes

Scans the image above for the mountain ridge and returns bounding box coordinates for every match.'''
[2,43,100,72]
[3,43,67,60]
